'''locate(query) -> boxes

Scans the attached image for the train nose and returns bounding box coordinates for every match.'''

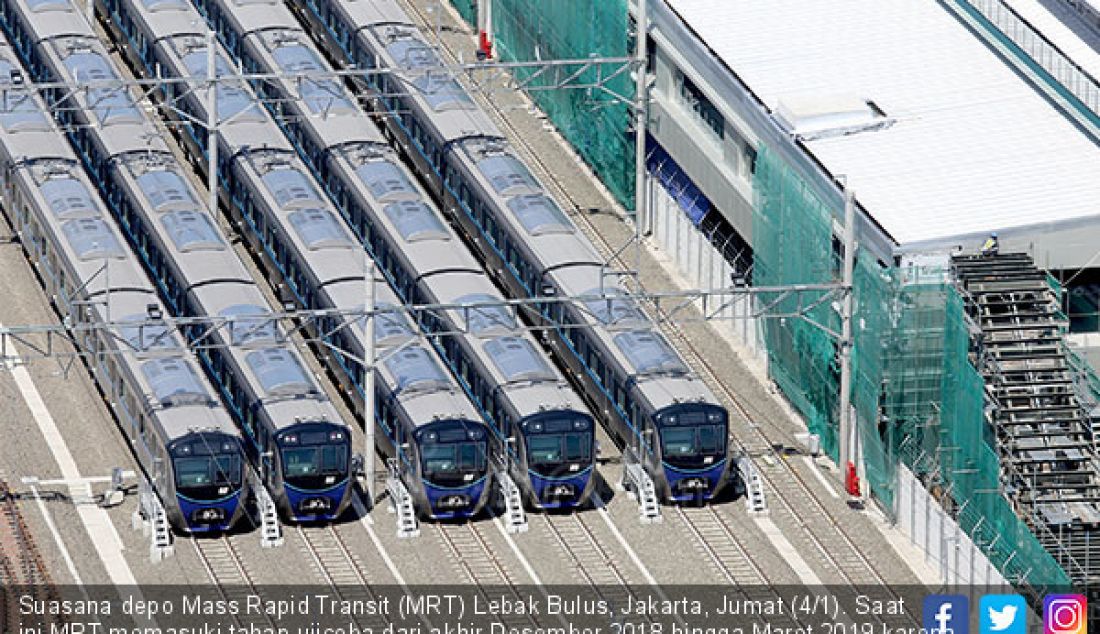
[298,496,333,514]
[191,507,227,524]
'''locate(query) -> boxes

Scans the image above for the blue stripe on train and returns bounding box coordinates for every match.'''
[177,489,242,533]
[423,476,488,520]
[529,466,593,509]
[664,459,728,502]
[285,479,349,522]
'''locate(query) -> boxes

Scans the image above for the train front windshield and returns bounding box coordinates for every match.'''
[171,434,243,500]
[416,421,488,487]
[277,424,350,490]
[522,415,594,477]
[656,406,728,469]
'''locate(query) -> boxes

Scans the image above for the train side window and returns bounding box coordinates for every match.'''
[485,215,496,244]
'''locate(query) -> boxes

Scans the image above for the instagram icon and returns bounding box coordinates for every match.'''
[1045,595,1087,634]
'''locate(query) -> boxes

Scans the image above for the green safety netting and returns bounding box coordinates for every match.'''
[449,0,635,209]
[753,145,1071,592]
[452,0,477,25]
[752,145,840,456]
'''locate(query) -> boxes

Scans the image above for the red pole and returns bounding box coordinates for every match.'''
[478,31,493,60]
[845,461,861,497]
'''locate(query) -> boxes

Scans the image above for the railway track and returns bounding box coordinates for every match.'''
[191,536,257,595]
[541,512,680,630]
[297,525,389,630]
[675,505,766,586]
[297,525,370,587]
[0,481,54,587]
[190,535,280,630]
[435,522,549,629]
[0,480,59,630]
[435,522,519,586]
[542,513,631,587]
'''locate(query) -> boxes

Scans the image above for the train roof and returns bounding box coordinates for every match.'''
[115,0,201,46]
[167,39,267,125]
[263,35,357,116]
[233,151,364,285]
[329,147,482,276]
[15,0,92,41]
[111,156,256,286]
[548,264,715,408]
[244,29,380,149]
[212,0,303,34]
[319,278,483,427]
[351,16,497,141]
[330,0,411,28]
[450,138,603,271]
[0,1,245,448]
[415,271,587,417]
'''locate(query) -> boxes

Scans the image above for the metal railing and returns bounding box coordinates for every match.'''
[961,0,1100,120]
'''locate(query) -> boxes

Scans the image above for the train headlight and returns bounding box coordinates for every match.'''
[550,484,574,498]
[677,478,708,491]
[440,495,469,508]
[299,497,332,512]
[192,508,225,523]
[704,456,714,465]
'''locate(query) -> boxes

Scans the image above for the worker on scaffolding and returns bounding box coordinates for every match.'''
[981,232,999,257]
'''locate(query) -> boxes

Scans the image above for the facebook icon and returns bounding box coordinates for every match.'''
[923,595,970,634]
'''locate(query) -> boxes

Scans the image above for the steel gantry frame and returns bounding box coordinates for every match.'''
[0,284,845,370]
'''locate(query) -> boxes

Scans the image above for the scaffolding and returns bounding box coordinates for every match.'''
[953,253,1100,588]
[752,146,1079,597]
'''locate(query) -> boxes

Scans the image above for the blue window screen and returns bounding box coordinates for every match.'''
[646,134,709,225]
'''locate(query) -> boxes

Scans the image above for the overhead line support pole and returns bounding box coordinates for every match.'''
[205,30,221,235]
[364,254,376,504]
[838,186,857,493]
[634,0,650,238]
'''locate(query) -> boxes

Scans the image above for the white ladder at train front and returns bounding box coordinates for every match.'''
[132,479,173,562]
[254,473,283,548]
[496,468,528,534]
[621,447,661,523]
[739,455,768,514]
[386,461,419,539]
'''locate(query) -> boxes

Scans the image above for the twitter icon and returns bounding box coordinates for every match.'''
[981,595,1027,634]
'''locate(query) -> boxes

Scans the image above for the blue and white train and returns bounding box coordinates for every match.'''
[293,0,732,502]
[0,37,248,532]
[98,0,494,519]
[0,0,355,522]
[179,0,597,509]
